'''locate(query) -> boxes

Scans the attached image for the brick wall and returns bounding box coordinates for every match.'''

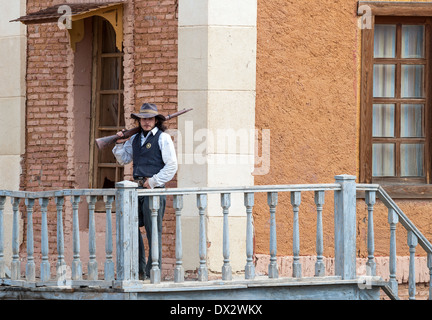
[21,0,73,269]
[20,0,179,278]
[23,0,72,191]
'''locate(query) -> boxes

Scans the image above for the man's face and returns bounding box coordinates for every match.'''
[140,117,156,131]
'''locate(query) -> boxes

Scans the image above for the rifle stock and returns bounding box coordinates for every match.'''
[95,108,192,150]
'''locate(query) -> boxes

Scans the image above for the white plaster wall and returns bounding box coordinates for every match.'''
[0,0,27,268]
[178,0,257,272]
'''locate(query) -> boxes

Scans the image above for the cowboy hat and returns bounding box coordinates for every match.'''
[131,103,166,121]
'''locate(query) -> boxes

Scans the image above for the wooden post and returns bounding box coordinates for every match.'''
[427,253,432,300]
[39,197,50,282]
[115,181,138,283]
[25,198,35,282]
[244,192,255,280]
[407,231,418,300]
[268,192,278,278]
[221,193,232,281]
[388,208,399,296]
[104,195,115,281]
[11,197,20,280]
[314,191,325,277]
[334,175,357,280]
[87,195,98,280]
[149,195,161,284]
[197,194,208,281]
[291,191,301,278]
[55,196,66,280]
[173,195,184,283]
[71,195,82,281]
[365,190,376,276]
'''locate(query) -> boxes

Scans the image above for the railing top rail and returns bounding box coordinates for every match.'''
[0,189,116,199]
[136,183,342,196]
[355,183,380,191]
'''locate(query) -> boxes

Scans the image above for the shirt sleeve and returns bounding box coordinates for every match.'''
[112,134,136,165]
[148,132,178,188]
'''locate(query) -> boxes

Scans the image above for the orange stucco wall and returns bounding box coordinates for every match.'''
[254,0,432,258]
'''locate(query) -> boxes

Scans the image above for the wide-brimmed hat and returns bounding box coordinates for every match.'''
[131,103,166,121]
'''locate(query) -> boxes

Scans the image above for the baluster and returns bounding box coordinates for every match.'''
[388,208,399,296]
[244,192,255,280]
[104,195,115,281]
[314,191,325,277]
[25,198,35,282]
[11,197,20,280]
[70,196,82,280]
[365,190,376,276]
[407,231,418,300]
[173,195,184,283]
[87,195,98,281]
[268,192,278,278]
[39,198,50,282]
[221,193,232,281]
[0,196,5,278]
[115,181,139,282]
[291,191,301,278]
[149,195,161,284]
[427,253,432,300]
[197,194,208,281]
[55,196,66,280]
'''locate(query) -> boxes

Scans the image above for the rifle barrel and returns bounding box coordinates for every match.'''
[95,107,192,150]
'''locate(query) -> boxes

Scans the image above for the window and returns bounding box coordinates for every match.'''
[90,17,125,189]
[372,20,428,183]
[360,9,432,198]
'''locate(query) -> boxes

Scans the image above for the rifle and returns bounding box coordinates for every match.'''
[95,108,192,150]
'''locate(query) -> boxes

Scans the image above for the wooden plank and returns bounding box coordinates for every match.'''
[136,184,341,196]
[359,17,374,183]
[334,175,357,280]
[358,1,432,17]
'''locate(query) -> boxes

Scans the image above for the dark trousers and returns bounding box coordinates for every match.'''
[138,195,166,277]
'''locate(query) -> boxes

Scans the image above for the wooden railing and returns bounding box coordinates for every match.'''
[0,175,431,299]
[357,183,432,300]
[0,189,117,287]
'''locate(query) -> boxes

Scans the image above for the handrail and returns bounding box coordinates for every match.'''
[376,186,432,255]
[357,183,432,254]
[0,189,116,198]
[136,183,341,196]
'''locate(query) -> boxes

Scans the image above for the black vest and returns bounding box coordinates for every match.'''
[132,129,165,179]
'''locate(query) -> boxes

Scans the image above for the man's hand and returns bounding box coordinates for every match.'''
[116,129,130,144]
[143,179,151,189]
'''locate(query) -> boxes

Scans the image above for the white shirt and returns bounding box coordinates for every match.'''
[112,127,178,189]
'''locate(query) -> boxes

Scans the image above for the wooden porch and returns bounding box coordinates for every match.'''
[0,175,431,300]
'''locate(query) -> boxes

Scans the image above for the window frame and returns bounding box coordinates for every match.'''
[359,3,432,198]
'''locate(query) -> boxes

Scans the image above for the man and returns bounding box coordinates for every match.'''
[113,103,178,280]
